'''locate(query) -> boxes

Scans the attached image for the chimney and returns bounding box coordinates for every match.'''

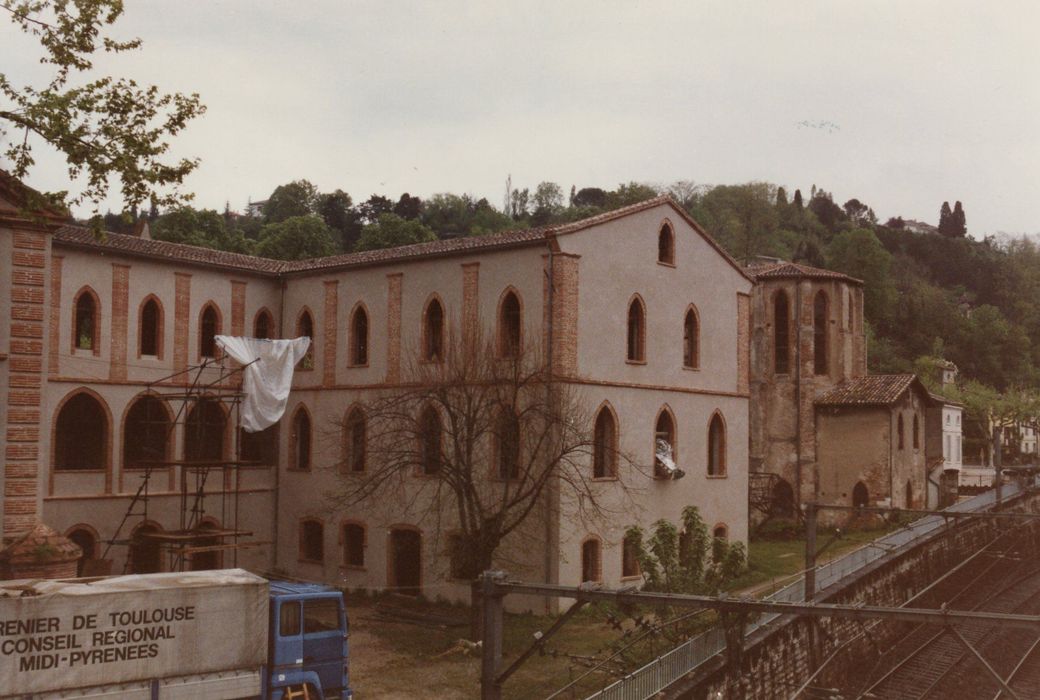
[133,219,151,240]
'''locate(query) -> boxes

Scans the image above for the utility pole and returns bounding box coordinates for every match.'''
[480,571,506,700]
[804,502,817,601]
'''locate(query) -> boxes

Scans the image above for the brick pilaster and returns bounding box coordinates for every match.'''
[231,280,247,336]
[386,273,403,383]
[323,280,339,387]
[543,253,580,376]
[173,273,192,376]
[5,230,49,537]
[109,264,130,381]
[737,292,750,394]
[461,263,479,349]
[48,255,62,375]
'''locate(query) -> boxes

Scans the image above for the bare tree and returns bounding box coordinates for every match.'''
[326,327,638,633]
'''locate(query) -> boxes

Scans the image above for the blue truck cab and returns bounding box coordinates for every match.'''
[265,581,352,699]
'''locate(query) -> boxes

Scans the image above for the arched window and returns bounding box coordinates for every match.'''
[299,519,324,563]
[707,413,726,476]
[496,409,520,480]
[67,526,98,577]
[419,406,442,475]
[55,392,108,470]
[139,297,162,357]
[254,309,273,340]
[343,522,366,568]
[291,407,312,471]
[498,291,522,358]
[683,307,699,369]
[581,538,601,583]
[913,414,920,449]
[350,305,369,366]
[774,290,790,374]
[592,406,618,479]
[130,523,162,574]
[658,223,675,264]
[240,423,278,465]
[713,525,729,540]
[813,291,828,375]
[73,288,99,352]
[654,409,676,478]
[773,479,795,517]
[123,395,170,469]
[199,304,220,359]
[423,297,444,362]
[897,414,905,450]
[622,532,641,578]
[343,407,366,473]
[184,398,225,463]
[297,309,315,369]
[627,297,645,362]
[852,481,869,508]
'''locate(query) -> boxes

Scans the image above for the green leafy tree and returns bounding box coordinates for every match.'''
[624,506,746,595]
[316,189,361,251]
[827,228,896,325]
[572,187,608,209]
[608,182,659,209]
[255,215,335,260]
[698,182,779,264]
[531,181,564,226]
[357,194,393,225]
[263,180,318,223]
[354,213,436,252]
[153,206,252,253]
[938,201,954,236]
[393,192,423,220]
[952,201,967,237]
[1,0,205,215]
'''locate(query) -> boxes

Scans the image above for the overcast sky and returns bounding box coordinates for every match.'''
[3,1,1038,236]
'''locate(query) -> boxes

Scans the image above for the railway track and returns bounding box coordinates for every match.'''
[847,526,1040,700]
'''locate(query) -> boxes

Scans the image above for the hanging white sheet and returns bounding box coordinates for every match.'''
[214,335,310,432]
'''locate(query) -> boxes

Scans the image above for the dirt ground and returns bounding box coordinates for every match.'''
[346,594,623,699]
[348,602,479,699]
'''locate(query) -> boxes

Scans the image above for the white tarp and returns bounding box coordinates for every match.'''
[0,569,267,697]
[655,438,685,480]
[215,335,310,432]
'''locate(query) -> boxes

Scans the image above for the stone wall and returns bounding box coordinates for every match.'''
[671,489,1040,699]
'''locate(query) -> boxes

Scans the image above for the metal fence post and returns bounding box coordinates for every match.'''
[480,571,506,700]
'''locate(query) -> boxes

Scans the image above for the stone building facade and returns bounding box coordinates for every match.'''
[747,261,935,517]
[1,178,753,602]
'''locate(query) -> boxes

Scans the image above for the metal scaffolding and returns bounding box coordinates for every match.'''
[101,356,268,573]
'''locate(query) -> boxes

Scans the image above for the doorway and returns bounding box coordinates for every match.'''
[389,528,421,595]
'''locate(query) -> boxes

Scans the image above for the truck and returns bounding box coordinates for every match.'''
[0,569,352,699]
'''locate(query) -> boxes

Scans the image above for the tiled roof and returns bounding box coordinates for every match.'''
[281,226,548,273]
[815,374,928,407]
[53,225,287,275]
[929,391,964,408]
[746,261,863,285]
[51,195,754,282]
[281,195,682,274]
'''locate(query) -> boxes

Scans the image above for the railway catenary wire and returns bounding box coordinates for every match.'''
[852,524,1040,700]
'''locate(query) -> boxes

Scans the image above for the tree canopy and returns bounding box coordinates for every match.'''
[354,213,436,252]
[1,0,205,215]
[254,215,336,260]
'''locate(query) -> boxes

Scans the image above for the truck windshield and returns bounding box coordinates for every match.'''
[303,598,341,633]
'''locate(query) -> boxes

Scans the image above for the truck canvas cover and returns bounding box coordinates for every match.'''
[0,569,267,697]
